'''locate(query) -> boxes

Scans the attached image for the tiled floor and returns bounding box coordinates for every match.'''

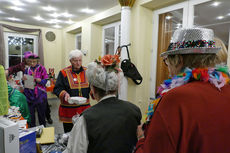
[46,98,64,134]
[35,97,64,134]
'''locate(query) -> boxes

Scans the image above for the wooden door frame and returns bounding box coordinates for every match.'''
[149,0,211,99]
[149,1,188,99]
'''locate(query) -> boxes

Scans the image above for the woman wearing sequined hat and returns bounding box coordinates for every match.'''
[64,54,142,153]
[135,28,230,153]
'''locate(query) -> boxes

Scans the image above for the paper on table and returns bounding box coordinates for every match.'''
[36,127,55,144]
[24,74,35,89]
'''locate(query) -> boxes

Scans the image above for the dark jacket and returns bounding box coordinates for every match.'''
[83,97,142,153]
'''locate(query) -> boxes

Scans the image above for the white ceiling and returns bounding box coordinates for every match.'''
[194,0,230,46]
[0,0,118,29]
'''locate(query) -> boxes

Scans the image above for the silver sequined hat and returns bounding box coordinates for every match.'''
[160,28,221,57]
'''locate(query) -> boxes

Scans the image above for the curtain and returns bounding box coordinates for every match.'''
[0,24,44,67]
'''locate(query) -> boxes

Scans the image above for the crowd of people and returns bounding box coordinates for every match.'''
[6,51,53,127]
[4,27,230,153]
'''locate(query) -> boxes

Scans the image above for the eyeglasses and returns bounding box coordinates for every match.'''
[163,57,168,66]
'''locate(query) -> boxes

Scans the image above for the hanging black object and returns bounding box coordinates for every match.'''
[116,44,143,85]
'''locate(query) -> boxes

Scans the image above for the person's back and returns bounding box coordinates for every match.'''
[83,97,141,153]
[64,54,142,153]
[8,85,31,123]
[148,81,230,153]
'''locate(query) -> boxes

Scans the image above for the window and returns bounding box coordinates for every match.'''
[76,33,82,50]
[4,32,38,69]
[102,22,121,55]
[150,0,228,98]
[192,0,229,50]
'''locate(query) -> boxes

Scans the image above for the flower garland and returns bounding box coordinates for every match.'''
[95,54,120,73]
[145,66,230,122]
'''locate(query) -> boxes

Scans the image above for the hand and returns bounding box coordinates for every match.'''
[22,75,27,81]
[137,124,145,140]
[5,70,9,77]
[35,78,41,83]
[90,90,95,100]
[64,93,70,102]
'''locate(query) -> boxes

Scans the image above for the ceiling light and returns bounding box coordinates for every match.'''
[11,0,25,6]
[62,12,73,18]
[34,15,44,21]
[211,1,221,7]
[46,19,61,24]
[50,12,61,18]
[227,13,230,16]
[81,8,94,14]
[7,17,21,21]
[9,6,24,11]
[42,6,56,12]
[53,24,61,29]
[0,10,4,14]
[23,0,38,3]
[65,19,74,24]
[166,16,172,20]
[217,16,224,20]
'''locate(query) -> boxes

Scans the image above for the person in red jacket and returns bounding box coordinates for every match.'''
[135,28,230,153]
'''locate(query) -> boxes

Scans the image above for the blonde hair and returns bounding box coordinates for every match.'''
[167,38,228,69]
[214,37,228,64]
[167,54,218,69]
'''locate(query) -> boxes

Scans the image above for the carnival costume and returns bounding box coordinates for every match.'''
[8,85,31,123]
[64,55,142,153]
[53,66,90,123]
[24,63,48,127]
[135,28,230,153]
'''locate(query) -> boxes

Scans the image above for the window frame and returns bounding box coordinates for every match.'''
[102,21,121,56]
[4,32,38,69]
[76,33,82,50]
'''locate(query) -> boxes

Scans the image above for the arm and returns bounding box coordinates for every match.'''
[63,116,88,153]
[135,111,175,153]
[7,62,25,76]
[53,71,69,101]
[35,66,49,86]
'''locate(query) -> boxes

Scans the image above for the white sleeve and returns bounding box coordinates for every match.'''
[63,116,88,153]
